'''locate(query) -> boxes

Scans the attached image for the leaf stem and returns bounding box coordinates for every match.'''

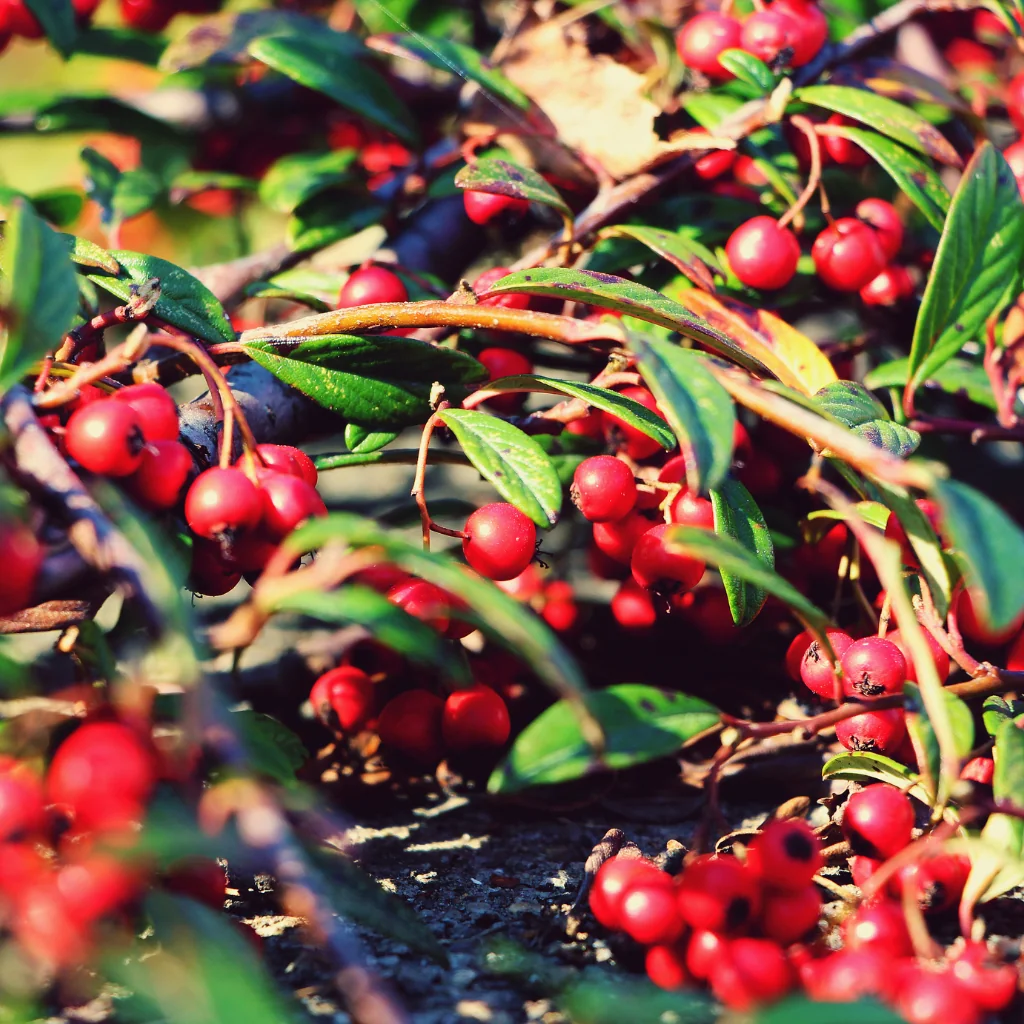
[777,115,822,231]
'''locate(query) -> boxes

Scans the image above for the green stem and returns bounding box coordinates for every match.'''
[314,449,471,471]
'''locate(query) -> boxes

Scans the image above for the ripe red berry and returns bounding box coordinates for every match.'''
[65,400,145,477]
[189,539,241,597]
[387,578,451,634]
[761,884,822,946]
[772,0,827,65]
[710,937,793,1011]
[162,856,227,910]
[250,443,318,486]
[835,707,907,756]
[894,853,970,913]
[676,12,742,78]
[338,265,408,307]
[572,456,637,523]
[798,629,854,699]
[477,346,533,415]
[812,217,887,291]
[860,264,914,305]
[593,512,652,565]
[185,467,263,540]
[0,521,43,616]
[677,854,761,932]
[956,586,1021,645]
[473,267,531,310]
[119,0,174,32]
[128,440,192,510]
[602,386,667,461]
[0,762,46,841]
[462,503,537,581]
[47,722,155,833]
[673,587,737,643]
[631,523,705,594]
[377,690,445,767]
[842,784,915,859]
[843,900,914,959]
[886,628,950,684]
[111,383,179,442]
[884,499,944,570]
[57,854,141,925]
[1008,72,1024,133]
[309,666,375,732]
[441,685,511,752]
[258,471,327,540]
[746,818,822,890]
[463,190,529,225]
[611,577,658,629]
[541,587,577,632]
[785,630,813,682]
[667,490,715,530]
[590,857,664,930]
[690,127,737,181]
[950,942,1019,1012]
[726,216,801,290]
[740,10,801,65]
[895,965,982,1024]
[840,636,907,699]
[645,942,690,991]
[822,114,870,166]
[685,928,725,980]
[802,948,895,1002]
[960,756,994,785]
[620,880,685,946]
[3,0,43,36]
[855,198,903,261]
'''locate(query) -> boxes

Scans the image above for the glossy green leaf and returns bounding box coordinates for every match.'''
[74,26,165,65]
[852,419,921,457]
[665,526,832,635]
[169,170,257,204]
[481,374,675,450]
[806,501,891,533]
[87,251,233,345]
[249,34,417,143]
[488,684,720,794]
[258,149,358,214]
[0,198,79,382]
[243,335,485,429]
[62,233,120,274]
[815,380,890,427]
[344,423,398,453]
[822,751,932,805]
[710,478,774,626]
[797,84,962,165]
[23,0,76,58]
[756,998,903,1024]
[287,191,386,253]
[933,477,1024,633]
[560,974,715,1024]
[993,714,1024,804]
[629,339,734,494]
[717,48,775,92]
[229,710,305,788]
[480,267,767,374]
[599,224,721,292]
[82,146,162,226]
[369,34,530,110]
[863,357,996,411]
[437,409,562,527]
[813,126,950,231]
[982,695,1024,736]
[0,185,85,228]
[454,157,570,219]
[904,682,974,796]
[908,144,1024,393]
[35,97,176,143]
[242,281,331,313]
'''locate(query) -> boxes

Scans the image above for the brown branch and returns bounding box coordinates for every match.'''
[909,416,1024,443]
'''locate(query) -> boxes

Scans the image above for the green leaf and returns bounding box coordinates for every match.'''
[87,251,234,345]
[437,409,561,528]
[485,267,767,375]
[806,502,891,533]
[851,419,920,457]
[813,126,950,231]
[287,191,386,253]
[454,157,570,219]
[983,695,1024,736]
[229,710,305,788]
[249,34,417,144]
[488,684,720,794]
[344,423,398,454]
[993,714,1024,803]
[0,198,79,382]
[710,478,774,626]
[74,26,165,65]
[258,149,359,214]
[369,34,530,110]
[271,585,470,684]
[665,526,832,635]
[243,335,486,429]
[480,373,675,450]
[242,281,331,313]
[628,340,735,494]
[822,750,932,805]
[814,380,890,427]
[62,233,120,274]
[908,144,1024,392]
[170,170,257,204]
[864,357,996,411]
[560,974,716,1024]
[796,84,962,166]
[904,681,974,794]
[755,997,904,1024]
[932,477,1024,633]
[18,187,83,228]
[23,0,77,58]
[717,48,775,92]
[599,224,721,292]
[961,812,1024,903]
[36,97,180,145]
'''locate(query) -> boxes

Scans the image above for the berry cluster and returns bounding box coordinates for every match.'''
[119,0,222,34]
[0,0,100,45]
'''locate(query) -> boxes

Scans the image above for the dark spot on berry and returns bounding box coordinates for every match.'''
[854,672,883,697]
[726,896,753,930]
[783,830,815,863]
[804,642,823,665]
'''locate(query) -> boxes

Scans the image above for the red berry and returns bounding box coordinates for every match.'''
[761,883,822,945]
[676,12,742,78]
[65,401,145,477]
[802,948,895,1002]
[309,666,375,732]
[812,217,886,291]
[3,0,43,36]
[250,444,318,486]
[886,628,950,684]
[822,114,870,166]
[593,512,652,565]
[258,471,327,540]
[673,587,737,643]
[690,127,737,181]
[710,937,793,1010]
[620,880,685,946]
[785,630,813,682]
[631,524,705,594]
[726,216,801,290]
[119,0,174,32]
[843,900,913,959]
[745,818,822,890]
[677,854,761,933]
[387,578,451,634]
[645,942,690,990]
[894,853,970,913]
[960,756,994,785]
[473,267,531,310]
[602,386,667,461]
[185,467,263,540]
[377,690,444,767]
[0,521,43,616]
[1008,72,1024,133]
[441,685,511,752]
[740,10,801,65]
[850,853,883,890]
[860,265,914,305]
[590,857,664,930]
[463,190,529,225]
[611,577,658,629]
[685,928,726,980]
[895,965,981,1024]
[840,636,907,699]
[57,854,141,925]
[835,707,907,756]
[771,0,828,65]
[667,490,715,530]
[128,440,192,510]
[338,266,408,307]
[541,592,577,632]
[842,784,915,859]
[572,456,637,523]
[47,722,155,833]
[162,856,227,910]
[189,539,241,596]
[462,503,537,581]
[477,346,533,414]
[798,629,854,699]
[0,762,46,842]
[956,586,1022,645]
[950,942,1019,1012]
[855,198,903,261]
[111,383,179,442]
